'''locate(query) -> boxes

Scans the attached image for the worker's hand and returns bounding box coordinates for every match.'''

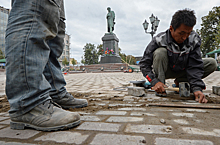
[194,91,208,103]
[152,82,167,93]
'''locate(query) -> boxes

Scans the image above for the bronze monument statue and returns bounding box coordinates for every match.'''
[106,7,115,33]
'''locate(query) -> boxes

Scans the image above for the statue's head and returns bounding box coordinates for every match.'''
[107,7,111,11]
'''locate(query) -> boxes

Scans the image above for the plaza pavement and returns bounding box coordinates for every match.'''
[0,71,220,144]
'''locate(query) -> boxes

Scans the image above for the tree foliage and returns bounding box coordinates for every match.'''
[82,43,99,65]
[71,58,77,65]
[214,23,220,49]
[198,6,220,56]
[62,57,69,66]
[119,48,137,65]
[0,49,4,59]
[97,44,103,56]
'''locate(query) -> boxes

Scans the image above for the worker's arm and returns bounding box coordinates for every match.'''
[139,38,161,87]
[186,34,205,93]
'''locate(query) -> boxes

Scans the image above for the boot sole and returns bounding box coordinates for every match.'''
[10,120,80,132]
[61,103,88,109]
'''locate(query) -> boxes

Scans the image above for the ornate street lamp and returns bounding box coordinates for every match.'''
[143,14,160,39]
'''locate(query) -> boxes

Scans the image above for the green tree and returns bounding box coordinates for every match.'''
[62,57,69,66]
[97,44,103,56]
[82,43,99,65]
[119,48,137,65]
[71,58,77,65]
[0,49,4,59]
[81,56,85,64]
[214,23,220,49]
[198,6,220,56]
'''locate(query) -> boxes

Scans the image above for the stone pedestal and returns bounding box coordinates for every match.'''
[100,33,121,64]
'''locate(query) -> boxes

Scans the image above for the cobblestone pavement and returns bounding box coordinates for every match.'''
[0,71,220,145]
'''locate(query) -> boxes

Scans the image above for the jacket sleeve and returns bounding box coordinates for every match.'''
[186,38,206,92]
[139,39,160,87]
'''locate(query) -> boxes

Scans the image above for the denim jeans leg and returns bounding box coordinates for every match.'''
[5,0,62,117]
[43,19,67,99]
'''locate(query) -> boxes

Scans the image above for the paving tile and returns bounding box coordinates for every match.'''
[131,112,156,116]
[125,124,172,134]
[0,127,40,139]
[108,104,133,107]
[186,109,208,113]
[0,117,10,121]
[0,125,5,129]
[155,137,213,145]
[96,111,127,115]
[0,112,7,116]
[77,122,121,132]
[182,127,220,137]
[90,133,146,145]
[123,99,134,102]
[106,116,143,122]
[35,131,89,144]
[172,113,194,117]
[173,119,189,125]
[0,119,10,125]
[118,108,146,111]
[80,116,102,121]
[78,112,91,115]
[0,141,36,145]
[123,96,134,99]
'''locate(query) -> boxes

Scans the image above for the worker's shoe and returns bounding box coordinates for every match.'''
[10,100,80,131]
[53,92,88,109]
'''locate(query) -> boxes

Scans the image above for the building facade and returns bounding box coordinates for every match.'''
[59,34,70,67]
[0,6,9,57]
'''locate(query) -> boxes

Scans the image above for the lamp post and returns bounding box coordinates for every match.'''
[143,14,160,39]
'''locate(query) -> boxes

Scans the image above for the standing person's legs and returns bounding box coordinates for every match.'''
[43,18,88,109]
[5,0,80,131]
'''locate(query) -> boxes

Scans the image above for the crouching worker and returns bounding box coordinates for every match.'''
[139,9,217,103]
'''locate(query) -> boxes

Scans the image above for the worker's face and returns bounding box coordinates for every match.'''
[170,24,193,44]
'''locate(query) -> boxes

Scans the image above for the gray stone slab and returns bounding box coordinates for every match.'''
[106,116,143,122]
[90,133,146,145]
[35,131,89,144]
[172,113,194,117]
[0,141,36,145]
[125,124,172,134]
[212,86,220,95]
[123,96,134,99]
[155,137,213,145]
[108,104,133,107]
[80,116,102,121]
[186,109,208,113]
[77,122,121,132]
[0,125,5,129]
[0,112,7,116]
[173,119,189,125]
[96,111,127,115]
[123,99,134,102]
[127,86,146,97]
[130,112,156,116]
[118,108,146,111]
[0,117,9,121]
[182,127,220,137]
[0,127,40,139]
[0,119,10,125]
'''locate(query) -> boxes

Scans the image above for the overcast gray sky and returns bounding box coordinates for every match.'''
[1,0,220,62]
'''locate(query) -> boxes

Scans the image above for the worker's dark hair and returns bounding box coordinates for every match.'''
[171,8,196,31]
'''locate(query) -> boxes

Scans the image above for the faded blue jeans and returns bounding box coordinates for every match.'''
[5,0,67,117]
